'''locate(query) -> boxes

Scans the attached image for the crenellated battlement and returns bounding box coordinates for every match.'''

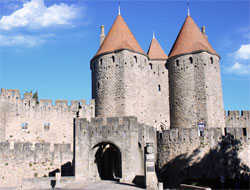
[0,88,95,112]
[0,88,95,109]
[0,88,95,145]
[225,110,250,129]
[159,127,248,146]
[225,110,250,117]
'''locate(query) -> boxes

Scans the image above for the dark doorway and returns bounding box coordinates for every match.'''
[93,142,122,180]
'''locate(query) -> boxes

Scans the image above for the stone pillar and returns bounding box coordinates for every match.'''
[145,142,158,190]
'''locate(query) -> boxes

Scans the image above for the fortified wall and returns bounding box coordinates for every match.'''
[0,142,73,187]
[0,88,95,145]
[75,116,157,183]
[225,110,250,129]
[158,125,250,188]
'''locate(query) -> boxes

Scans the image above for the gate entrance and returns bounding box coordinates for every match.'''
[93,142,122,180]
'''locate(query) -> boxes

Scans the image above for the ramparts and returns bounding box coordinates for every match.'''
[0,142,73,187]
[225,110,250,129]
[0,88,95,144]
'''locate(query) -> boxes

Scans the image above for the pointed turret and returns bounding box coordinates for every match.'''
[168,16,218,58]
[147,34,168,60]
[95,15,145,57]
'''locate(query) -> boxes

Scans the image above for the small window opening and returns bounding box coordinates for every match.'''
[112,56,115,63]
[134,56,137,63]
[97,82,100,89]
[100,59,103,65]
[243,128,247,136]
[210,57,213,64]
[158,85,161,91]
[224,128,227,135]
[149,63,153,70]
[176,59,179,66]
[21,123,28,130]
[12,91,15,97]
[189,57,193,64]
[44,122,50,131]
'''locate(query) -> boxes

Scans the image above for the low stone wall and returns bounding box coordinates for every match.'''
[0,142,73,187]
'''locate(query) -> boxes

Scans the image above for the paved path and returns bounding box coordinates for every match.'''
[62,180,145,190]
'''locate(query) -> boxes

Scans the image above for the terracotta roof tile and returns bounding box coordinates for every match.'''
[169,16,219,58]
[95,15,146,57]
[147,37,168,60]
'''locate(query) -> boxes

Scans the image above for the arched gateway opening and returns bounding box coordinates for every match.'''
[93,142,122,180]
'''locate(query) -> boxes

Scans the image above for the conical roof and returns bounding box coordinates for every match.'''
[169,16,219,58]
[147,37,168,60]
[95,15,146,57]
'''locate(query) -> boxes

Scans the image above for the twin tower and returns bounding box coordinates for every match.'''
[90,12,225,130]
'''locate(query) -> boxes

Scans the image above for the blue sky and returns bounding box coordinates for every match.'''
[0,0,249,111]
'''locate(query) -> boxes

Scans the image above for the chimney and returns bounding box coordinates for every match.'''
[100,25,105,46]
[201,26,208,39]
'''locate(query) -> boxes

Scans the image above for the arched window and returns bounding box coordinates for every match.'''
[100,59,103,65]
[134,56,137,63]
[158,85,161,91]
[189,57,193,64]
[210,57,213,64]
[112,56,115,63]
[149,63,153,70]
[176,59,179,66]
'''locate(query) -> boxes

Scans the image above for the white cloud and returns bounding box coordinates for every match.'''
[0,34,54,47]
[0,0,82,30]
[234,44,250,60]
[224,62,250,76]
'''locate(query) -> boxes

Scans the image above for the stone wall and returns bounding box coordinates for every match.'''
[225,111,250,130]
[148,59,170,130]
[168,51,225,129]
[0,88,95,146]
[75,116,156,183]
[157,126,250,188]
[0,142,73,187]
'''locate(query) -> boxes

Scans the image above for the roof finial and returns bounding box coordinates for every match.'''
[187,1,190,16]
[118,1,121,15]
[153,30,155,39]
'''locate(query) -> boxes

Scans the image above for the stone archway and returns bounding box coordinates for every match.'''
[93,142,122,180]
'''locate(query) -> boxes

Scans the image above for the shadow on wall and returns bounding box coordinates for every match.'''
[49,161,74,177]
[158,134,250,189]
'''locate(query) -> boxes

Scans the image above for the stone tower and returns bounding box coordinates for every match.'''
[91,14,150,124]
[167,15,225,130]
[147,34,170,130]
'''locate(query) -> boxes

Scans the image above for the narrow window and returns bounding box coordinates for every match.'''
[44,122,50,131]
[21,123,28,130]
[189,57,193,64]
[100,59,103,65]
[210,57,213,64]
[243,128,247,136]
[97,82,100,89]
[112,56,115,63]
[149,63,153,70]
[158,85,161,91]
[224,128,227,135]
[134,56,137,63]
[176,59,179,66]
